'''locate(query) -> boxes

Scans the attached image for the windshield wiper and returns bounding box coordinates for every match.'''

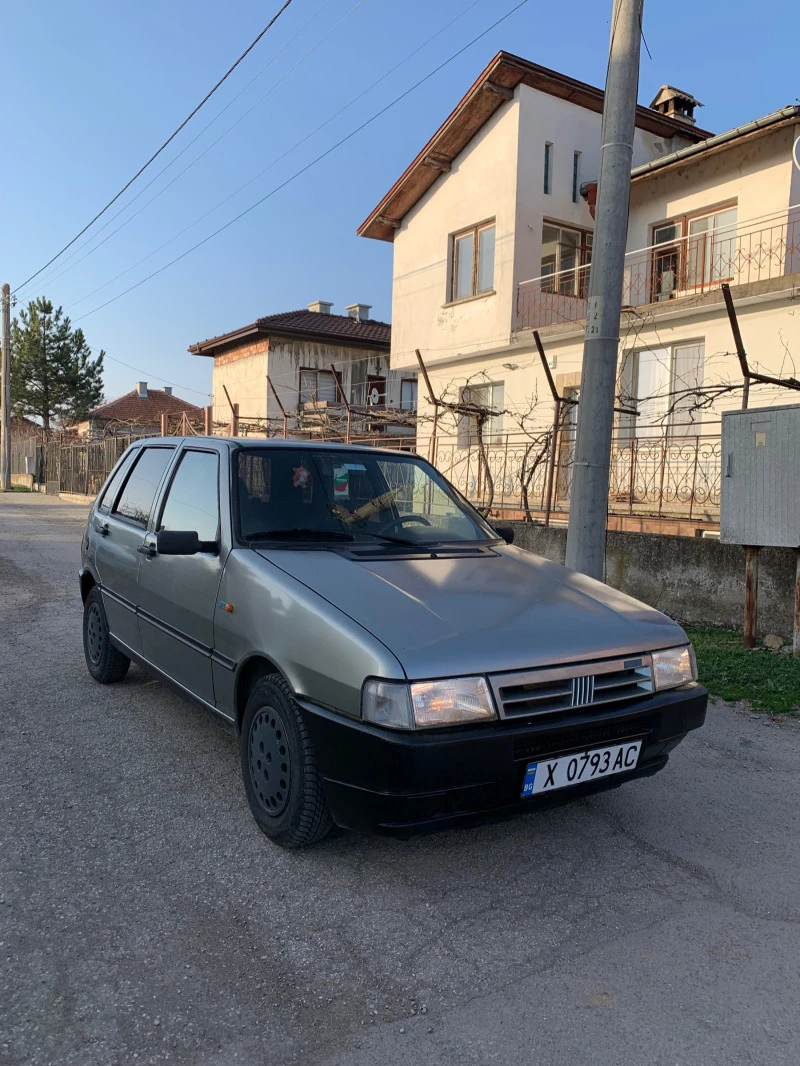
[244,528,355,542]
[354,531,433,546]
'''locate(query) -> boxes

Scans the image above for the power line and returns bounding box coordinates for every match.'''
[17,0,343,300]
[12,0,297,295]
[60,0,486,312]
[91,347,211,398]
[74,0,532,324]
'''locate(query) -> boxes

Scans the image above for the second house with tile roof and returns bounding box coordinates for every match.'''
[188,302,416,440]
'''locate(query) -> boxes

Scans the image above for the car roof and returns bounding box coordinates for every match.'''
[135,436,419,459]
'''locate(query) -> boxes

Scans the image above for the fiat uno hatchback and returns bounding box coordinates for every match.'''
[80,437,707,848]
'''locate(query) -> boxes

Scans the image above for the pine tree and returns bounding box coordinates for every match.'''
[10,298,104,435]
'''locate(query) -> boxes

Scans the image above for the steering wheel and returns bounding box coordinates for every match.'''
[378,514,431,535]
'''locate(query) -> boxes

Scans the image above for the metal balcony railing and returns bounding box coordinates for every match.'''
[517,207,800,331]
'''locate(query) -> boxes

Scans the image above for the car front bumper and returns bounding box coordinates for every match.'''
[297,684,708,835]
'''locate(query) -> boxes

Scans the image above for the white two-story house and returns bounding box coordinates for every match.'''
[358,51,800,532]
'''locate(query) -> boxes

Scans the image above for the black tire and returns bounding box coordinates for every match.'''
[83,587,130,684]
[240,674,333,849]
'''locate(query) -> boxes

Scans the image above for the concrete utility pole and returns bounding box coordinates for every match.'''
[564,0,644,578]
[1,283,11,491]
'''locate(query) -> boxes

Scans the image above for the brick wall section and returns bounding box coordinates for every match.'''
[213,338,270,368]
[507,523,798,640]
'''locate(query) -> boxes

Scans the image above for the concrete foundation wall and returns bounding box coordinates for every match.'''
[508,523,797,641]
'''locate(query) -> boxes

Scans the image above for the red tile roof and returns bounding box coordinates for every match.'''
[88,389,204,423]
[188,310,391,356]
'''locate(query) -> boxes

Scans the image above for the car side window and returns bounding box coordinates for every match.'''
[97,451,137,514]
[113,447,174,527]
[158,450,220,544]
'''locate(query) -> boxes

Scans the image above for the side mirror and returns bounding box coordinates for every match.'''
[494,525,515,545]
[156,530,201,556]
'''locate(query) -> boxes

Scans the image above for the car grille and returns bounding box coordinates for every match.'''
[490,655,654,721]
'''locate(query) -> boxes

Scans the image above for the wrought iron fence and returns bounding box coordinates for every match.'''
[518,207,800,331]
[11,423,722,526]
[431,427,722,522]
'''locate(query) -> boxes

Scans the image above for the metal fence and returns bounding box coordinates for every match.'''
[518,206,800,331]
[11,424,722,526]
[11,436,139,496]
[430,426,722,523]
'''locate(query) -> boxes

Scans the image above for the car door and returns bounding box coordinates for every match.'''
[136,446,225,706]
[94,444,176,655]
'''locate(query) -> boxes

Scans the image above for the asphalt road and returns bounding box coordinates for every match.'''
[2,492,799,1066]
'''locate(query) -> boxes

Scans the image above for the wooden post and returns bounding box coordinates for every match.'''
[231,403,239,437]
[543,397,561,528]
[793,549,800,659]
[266,375,288,439]
[415,349,441,465]
[427,404,439,465]
[744,545,760,648]
[160,413,168,436]
[204,405,213,435]
[722,283,750,410]
[329,364,350,442]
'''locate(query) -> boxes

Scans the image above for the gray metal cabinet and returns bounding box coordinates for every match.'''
[721,404,800,547]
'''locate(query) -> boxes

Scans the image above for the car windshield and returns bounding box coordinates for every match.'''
[235,447,497,547]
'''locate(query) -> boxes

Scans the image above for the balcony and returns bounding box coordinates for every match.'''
[516,207,800,332]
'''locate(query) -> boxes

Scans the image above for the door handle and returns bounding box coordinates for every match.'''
[137,543,157,557]
[94,520,109,536]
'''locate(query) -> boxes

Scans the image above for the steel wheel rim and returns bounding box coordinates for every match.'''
[86,603,104,664]
[248,705,291,817]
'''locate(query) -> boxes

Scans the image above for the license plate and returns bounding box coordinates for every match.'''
[521,740,642,798]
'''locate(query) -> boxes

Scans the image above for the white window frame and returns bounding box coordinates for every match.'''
[619,342,705,439]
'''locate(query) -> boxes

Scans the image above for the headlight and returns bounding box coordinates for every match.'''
[652,645,697,691]
[362,677,496,730]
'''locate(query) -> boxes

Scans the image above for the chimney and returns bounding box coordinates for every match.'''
[649,85,703,126]
[163,386,173,396]
[345,302,372,322]
[136,381,148,398]
[307,300,333,315]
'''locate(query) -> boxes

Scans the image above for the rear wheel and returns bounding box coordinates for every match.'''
[83,587,130,684]
[240,675,333,849]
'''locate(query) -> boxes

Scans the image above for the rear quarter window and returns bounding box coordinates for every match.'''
[97,450,138,514]
[113,447,174,527]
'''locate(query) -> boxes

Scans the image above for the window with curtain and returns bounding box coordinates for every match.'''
[619,344,705,439]
[458,382,504,447]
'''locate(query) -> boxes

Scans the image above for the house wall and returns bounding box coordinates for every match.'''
[626,124,799,251]
[265,337,402,420]
[415,119,800,460]
[210,335,406,426]
[513,84,669,299]
[210,338,270,422]
[389,99,522,375]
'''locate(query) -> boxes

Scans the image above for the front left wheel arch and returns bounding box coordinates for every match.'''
[234,654,285,734]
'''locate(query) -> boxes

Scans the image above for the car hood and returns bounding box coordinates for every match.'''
[256,544,687,679]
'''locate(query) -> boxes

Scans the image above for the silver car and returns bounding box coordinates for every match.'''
[80,437,707,848]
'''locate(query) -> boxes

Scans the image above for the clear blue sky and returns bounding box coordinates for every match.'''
[2,0,796,407]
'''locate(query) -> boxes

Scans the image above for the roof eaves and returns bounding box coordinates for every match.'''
[631,105,800,180]
[357,50,713,243]
[188,322,261,355]
[258,323,391,351]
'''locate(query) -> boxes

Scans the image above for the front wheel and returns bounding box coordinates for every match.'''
[83,587,130,684]
[239,675,333,849]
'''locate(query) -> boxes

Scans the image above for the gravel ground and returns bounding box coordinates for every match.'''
[1,492,799,1066]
